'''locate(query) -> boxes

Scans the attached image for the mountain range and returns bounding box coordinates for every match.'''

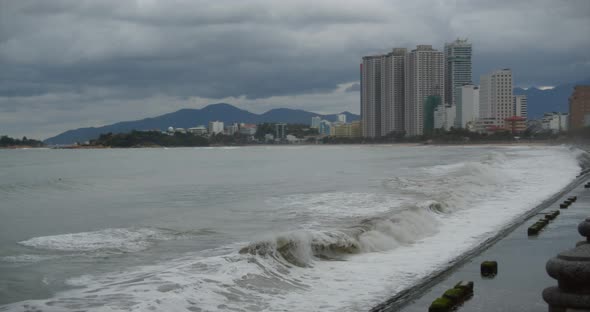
[44,78,589,145]
[515,77,589,118]
[44,104,359,145]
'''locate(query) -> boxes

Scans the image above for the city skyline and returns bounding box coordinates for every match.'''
[1,0,588,139]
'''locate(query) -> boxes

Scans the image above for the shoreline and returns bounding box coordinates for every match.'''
[369,159,589,311]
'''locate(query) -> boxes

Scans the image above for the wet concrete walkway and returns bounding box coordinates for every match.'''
[394,179,590,312]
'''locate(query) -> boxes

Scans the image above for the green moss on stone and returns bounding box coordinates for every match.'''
[429,297,453,312]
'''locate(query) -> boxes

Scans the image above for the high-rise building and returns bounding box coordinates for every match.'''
[479,69,513,128]
[361,55,384,138]
[513,95,528,119]
[444,39,472,107]
[311,116,321,129]
[337,114,347,123]
[319,120,331,136]
[456,85,480,128]
[381,48,406,136]
[404,45,445,136]
[275,123,287,140]
[569,85,590,130]
[361,48,406,138]
[208,121,224,135]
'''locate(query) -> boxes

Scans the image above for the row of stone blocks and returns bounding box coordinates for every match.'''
[528,210,561,236]
[428,281,474,312]
[542,217,590,311]
[561,196,578,209]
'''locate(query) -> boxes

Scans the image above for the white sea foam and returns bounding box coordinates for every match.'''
[18,227,184,253]
[2,146,582,312]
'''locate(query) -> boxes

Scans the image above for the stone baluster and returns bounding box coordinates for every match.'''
[542,217,590,312]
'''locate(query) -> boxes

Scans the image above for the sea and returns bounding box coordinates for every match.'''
[0,145,584,312]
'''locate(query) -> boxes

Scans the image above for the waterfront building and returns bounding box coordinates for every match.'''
[311,116,321,129]
[361,54,385,138]
[275,123,287,140]
[404,45,445,136]
[433,103,456,131]
[333,121,362,138]
[188,126,208,136]
[473,118,503,133]
[381,48,406,136]
[479,69,513,128]
[456,85,480,128]
[361,48,406,138]
[239,124,257,136]
[319,120,332,136]
[542,112,569,132]
[514,95,528,119]
[224,123,239,135]
[505,116,527,134]
[208,121,224,135]
[569,85,590,130]
[337,114,347,123]
[444,39,472,108]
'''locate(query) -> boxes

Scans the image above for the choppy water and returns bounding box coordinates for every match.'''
[0,145,583,311]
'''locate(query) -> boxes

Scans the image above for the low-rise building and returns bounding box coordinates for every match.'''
[473,118,503,134]
[504,116,527,134]
[542,112,569,132]
[332,121,362,138]
[239,124,257,136]
[224,123,239,135]
[188,126,208,136]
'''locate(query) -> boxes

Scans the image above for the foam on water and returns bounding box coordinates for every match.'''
[1,146,583,312]
[18,227,192,253]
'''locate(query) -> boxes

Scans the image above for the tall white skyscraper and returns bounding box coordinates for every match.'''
[514,95,528,119]
[455,85,480,128]
[404,45,445,136]
[479,69,514,127]
[208,121,224,134]
[444,39,472,107]
[337,114,347,123]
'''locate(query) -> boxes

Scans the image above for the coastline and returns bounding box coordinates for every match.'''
[369,148,589,312]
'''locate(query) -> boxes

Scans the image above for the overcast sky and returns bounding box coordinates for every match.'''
[1,0,589,139]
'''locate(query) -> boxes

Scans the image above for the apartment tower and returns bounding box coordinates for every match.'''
[455,85,480,128]
[361,55,384,138]
[444,39,472,107]
[513,95,528,119]
[404,45,445,136]
[569,85,590,130]
[479,69,513,128]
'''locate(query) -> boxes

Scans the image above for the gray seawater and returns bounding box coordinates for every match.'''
[0,145,582,311]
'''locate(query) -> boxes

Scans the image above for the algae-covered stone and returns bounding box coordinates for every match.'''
[443,287,468,304]
[454,280,474,294]
[528,225,541,236]
[428,297,453,312]
[568,196,577,202]
[481,260,498,277]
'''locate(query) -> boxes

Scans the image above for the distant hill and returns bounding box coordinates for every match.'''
[514,78,590,119]
[44,103,359,145]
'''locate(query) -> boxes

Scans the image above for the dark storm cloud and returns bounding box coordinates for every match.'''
[0,0,589,138]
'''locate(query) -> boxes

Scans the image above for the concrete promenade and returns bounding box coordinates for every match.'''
[399,179,590,312]
[378,176,590,312]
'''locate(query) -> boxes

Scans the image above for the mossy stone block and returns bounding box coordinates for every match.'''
[429,297,453,312]
[481,260,498,277]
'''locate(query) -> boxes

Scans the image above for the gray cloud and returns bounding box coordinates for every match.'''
[0,0,589,138]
